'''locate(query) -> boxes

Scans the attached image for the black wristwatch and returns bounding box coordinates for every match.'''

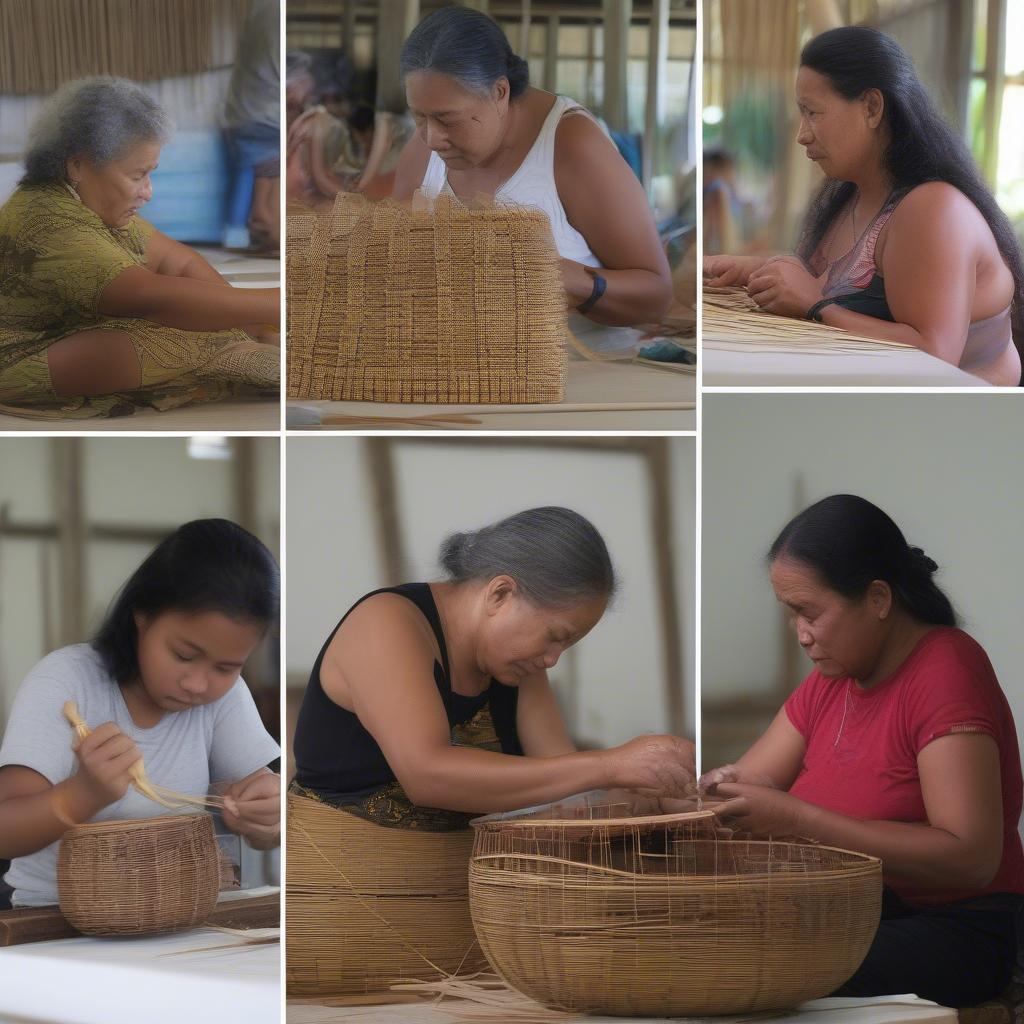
[576,271,607,315]
[806,298,837,322]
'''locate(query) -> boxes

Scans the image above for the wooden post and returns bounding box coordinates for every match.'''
[363,439,405,585]
[544,14,560,93]
[603,0,631,131]
[982,0,1007,185]
[52,439,84,647]
[947,0,974,134]
[342,0,357,54]
[231,438,258,536]
[643,0,669,193]
[518,0,531,61]
[648,439,686,738]
[587,18,599,110]
[376,0,420,113]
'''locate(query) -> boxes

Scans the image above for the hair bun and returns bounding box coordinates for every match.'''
[908,546,938,575]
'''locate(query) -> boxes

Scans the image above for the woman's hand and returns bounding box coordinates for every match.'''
[703,254,764,288]
[746,257,823,318]
[698,762,778,795]
[712,781,810,837]
[221,770,280,849]
[69,722,142,812]
[601,734,696,797]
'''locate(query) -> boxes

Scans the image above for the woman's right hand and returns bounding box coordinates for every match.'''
[698,762,778,796]
[602,734,696,797]
[69,722,142,810]
[703,254,763,288]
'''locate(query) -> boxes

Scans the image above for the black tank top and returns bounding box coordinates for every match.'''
[293,583,522,796]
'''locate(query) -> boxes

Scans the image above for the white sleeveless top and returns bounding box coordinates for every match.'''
[419,94,601,268]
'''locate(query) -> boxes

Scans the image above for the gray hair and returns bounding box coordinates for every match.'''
[21,77,172,186]
[439,507,616,607]
[400,7,530,100]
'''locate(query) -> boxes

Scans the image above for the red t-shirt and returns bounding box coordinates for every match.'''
[785,627,1024,905]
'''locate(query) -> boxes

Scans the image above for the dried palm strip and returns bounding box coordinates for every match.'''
[703,286,914,353]
[62,700,227,812]
[392,973,581,1023]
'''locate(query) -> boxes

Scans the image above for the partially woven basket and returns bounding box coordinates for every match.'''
[57,813,218,936]
[286,791,486,995]
[287,193,568,404]
[469,811,882,1015]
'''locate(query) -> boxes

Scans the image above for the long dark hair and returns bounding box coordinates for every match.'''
[768,494,957,627]
[93,519,279,684]
[400,6,530,100]
[795,27,1024,360]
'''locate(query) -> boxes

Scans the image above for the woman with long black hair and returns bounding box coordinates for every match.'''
[701,495,1023,1008]
[704,27,1024,386]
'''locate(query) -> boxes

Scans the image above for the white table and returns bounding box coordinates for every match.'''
[287,993,956,1023]
[287,360,695,432]
[0,890,280,1024]
[703,343,990,388]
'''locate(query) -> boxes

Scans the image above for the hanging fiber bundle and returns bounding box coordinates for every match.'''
[57,813,219,936]
[287,194,568,404]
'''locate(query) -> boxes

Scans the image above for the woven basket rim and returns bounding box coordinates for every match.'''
[63,812,208,837]
[471,809,717,832]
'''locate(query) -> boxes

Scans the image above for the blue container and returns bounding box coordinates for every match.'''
[145,131,230,244]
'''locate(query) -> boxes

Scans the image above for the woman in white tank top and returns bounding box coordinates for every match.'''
[392,7,672,331]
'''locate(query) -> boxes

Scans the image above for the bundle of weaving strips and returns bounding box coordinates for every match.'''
[469,805,882,1016]
[704,286,915,355]
[287,194,568,404]
[285,791,486,996]
[57,813,218,936]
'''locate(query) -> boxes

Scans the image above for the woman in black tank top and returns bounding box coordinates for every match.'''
[290,507,695,830]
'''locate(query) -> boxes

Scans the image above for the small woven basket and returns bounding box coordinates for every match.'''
[57,813,218,936]
[286,791,486,995]
[470,811,883,1015]
[287,193,568,404]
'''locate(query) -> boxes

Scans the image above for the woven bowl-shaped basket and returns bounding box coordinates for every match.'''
[57,813,218,936]
[469,813,883,1016]
[287,193,568,404]
[286,791,486,996]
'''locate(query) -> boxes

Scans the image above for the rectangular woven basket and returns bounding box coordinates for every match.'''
[287,193,568,404]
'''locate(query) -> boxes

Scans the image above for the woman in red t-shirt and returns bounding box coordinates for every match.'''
[701,494,1022,1008]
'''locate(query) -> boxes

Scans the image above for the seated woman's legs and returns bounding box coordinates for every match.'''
[46,330,141,397]
[835,896,1016,1007]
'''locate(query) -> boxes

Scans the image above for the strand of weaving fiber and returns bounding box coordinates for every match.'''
[62,701,227,812]
[703,286,915,354]
[290,819,477,979]
[390,973,582,1023]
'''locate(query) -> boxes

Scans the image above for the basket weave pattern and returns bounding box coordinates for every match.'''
[286,791,486,995]
[57,813,218,936]
[287,194,568,404]
[469,816,882,1015]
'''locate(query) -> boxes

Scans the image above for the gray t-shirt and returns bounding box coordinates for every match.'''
[0,644,281,907]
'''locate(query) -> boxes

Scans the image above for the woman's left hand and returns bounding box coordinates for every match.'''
[746,258,822,319]
[222,770,280,849]
[712,782,811,838]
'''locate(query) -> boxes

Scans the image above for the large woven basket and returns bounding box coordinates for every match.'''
[287,193,568,404]
[57,813,218,936]
[286,791,486,995]
[469,811,882,1015]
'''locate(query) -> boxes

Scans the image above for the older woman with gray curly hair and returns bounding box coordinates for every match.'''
[0,77,280,418]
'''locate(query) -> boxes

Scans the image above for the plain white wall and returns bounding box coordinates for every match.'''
[285,437,696,748]
[702,395,1024,753]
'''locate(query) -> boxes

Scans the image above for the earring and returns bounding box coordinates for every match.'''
[65,180,82,202]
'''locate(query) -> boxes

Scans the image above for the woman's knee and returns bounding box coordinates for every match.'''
[47,330,142,397]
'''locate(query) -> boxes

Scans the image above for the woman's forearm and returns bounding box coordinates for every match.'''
[100,269,280,330]
[816,304,959,363]
[402,746,610,813]
[0,779,103,859]
[799,801,1000,890]
[564,264,673,327]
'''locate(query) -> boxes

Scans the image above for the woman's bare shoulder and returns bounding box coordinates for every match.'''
[328,591,436,663]
[392,133,432,201]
